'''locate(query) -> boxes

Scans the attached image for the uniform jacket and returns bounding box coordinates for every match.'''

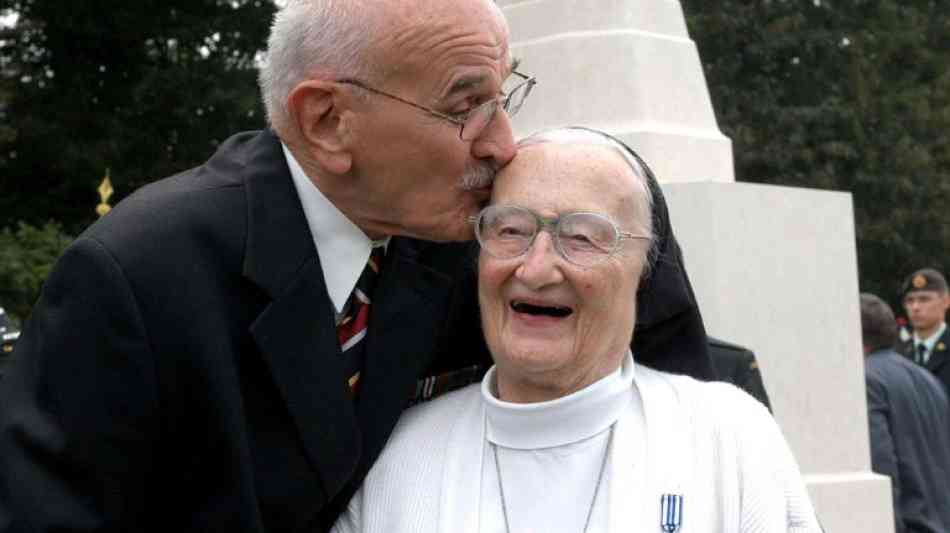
[866,349,950,533]
[707,336,771,411]
[0,130,713,532]
[899,327,950,395]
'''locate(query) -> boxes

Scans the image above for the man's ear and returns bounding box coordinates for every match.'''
[286,79,354,175]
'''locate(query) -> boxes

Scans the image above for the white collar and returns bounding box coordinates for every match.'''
[482,352,635,450]
[914,322,947,351]
[439,356,688,533]
[282,144,389,315]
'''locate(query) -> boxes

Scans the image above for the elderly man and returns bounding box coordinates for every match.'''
[899,268,950,392]
[0,1,712,531]
[862,293,950,533]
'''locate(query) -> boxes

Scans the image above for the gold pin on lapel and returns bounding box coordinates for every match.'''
[938,342,946,351]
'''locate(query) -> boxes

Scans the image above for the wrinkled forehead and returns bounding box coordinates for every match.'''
[494,142,650,224]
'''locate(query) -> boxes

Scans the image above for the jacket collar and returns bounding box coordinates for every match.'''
[238,130,462,499]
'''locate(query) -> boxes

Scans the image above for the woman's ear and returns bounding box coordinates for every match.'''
[286,80,354,175]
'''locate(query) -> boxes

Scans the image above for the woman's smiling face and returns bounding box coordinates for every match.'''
[478,142,653,403]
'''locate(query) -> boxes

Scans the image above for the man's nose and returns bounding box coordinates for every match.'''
[471,107,516,168]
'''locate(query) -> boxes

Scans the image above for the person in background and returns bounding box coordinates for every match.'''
[0,308,18,379]
[708,336,771,411]
[861,292,950,533]
[898,268,950,393]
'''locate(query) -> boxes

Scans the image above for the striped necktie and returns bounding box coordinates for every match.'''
[337,246,384,396]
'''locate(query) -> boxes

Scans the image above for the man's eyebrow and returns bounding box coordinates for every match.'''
[445,73,489,98]
[443,57,522,99]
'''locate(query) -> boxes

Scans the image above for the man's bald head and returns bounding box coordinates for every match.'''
[258,0,509,137]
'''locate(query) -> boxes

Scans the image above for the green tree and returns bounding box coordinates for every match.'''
[682,0,950,305]
[0,0,276,235]
[0,221,73,323]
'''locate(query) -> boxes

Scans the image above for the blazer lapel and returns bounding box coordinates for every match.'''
[356,240,459,464]
[241,130,360,500]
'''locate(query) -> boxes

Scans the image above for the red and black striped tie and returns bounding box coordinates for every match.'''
[337,246,384,396]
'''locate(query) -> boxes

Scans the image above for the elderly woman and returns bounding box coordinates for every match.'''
[332,128,820,532]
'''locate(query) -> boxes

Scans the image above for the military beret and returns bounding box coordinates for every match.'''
[901,267,949,297]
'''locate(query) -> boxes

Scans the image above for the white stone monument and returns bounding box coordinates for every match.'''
[498,1,894,531]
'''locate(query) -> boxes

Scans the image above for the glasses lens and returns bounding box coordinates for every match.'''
[476,206,537,259]
[503,78,533,118]
[557,213,619,266]
[461,100,498,141]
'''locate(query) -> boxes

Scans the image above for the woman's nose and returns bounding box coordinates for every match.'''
[515,232,564,289]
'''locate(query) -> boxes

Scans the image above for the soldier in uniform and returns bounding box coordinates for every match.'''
[862,293,950,533]
[708,336,772,411]
[899,268,950,393]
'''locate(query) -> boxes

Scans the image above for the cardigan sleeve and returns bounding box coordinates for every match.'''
[329,489,361,533]
[712,385,822,532]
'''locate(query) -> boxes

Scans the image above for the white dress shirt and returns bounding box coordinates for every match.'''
[282,144,388,321]
[913,322,947,365]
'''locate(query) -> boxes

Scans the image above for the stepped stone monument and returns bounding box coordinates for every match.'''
[498,1,894,531]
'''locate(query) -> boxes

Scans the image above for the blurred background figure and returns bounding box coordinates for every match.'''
[708,336,771,411]
[0,307,19,379]
[861,292,950,533]
[896,316,912,343]
[898,268,950,393]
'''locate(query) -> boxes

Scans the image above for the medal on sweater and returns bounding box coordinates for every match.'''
[660,493,683,532]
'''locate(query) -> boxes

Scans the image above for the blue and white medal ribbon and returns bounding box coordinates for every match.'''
[660,493,683,532]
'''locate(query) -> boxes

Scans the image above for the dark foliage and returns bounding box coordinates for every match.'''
[0,0,276,235]
[682,0,950,305]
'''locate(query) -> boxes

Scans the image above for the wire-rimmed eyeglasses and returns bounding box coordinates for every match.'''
[468,204,651,267]
[336,71,536,141]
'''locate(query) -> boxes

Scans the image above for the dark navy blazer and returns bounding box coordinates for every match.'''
[866,349,950,533]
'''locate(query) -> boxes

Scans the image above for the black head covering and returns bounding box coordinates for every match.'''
[549,127,715,380]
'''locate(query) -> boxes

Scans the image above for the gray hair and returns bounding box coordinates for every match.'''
[516,128,657,271]
[258,0,382,135]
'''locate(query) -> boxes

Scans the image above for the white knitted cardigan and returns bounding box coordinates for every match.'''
[332,361,821,533]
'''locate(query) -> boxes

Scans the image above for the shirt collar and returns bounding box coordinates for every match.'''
[282,143,389,315]
[914,321,947,352]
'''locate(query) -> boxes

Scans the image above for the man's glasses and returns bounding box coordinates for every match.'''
[337,71,536,141]
[469,204,651,267]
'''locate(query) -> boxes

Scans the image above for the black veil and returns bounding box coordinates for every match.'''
[561,127,715,380]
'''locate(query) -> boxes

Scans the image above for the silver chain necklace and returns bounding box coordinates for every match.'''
[491,422,616,533]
